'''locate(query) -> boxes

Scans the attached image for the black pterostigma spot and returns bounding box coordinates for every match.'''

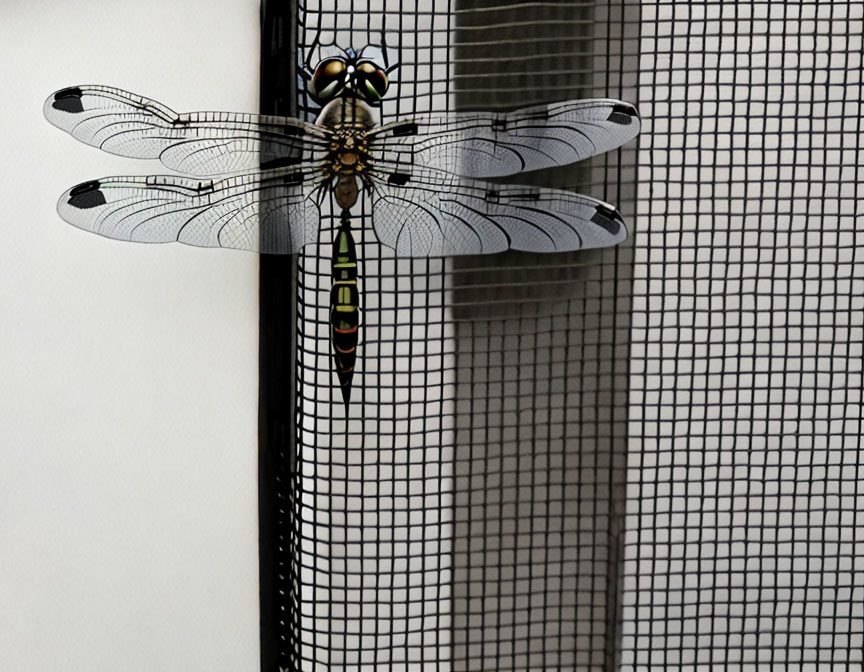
[391,122,418,137]
[261,156,304,170]
[282,171,305,185]
[388,172,410,186]
[608,103,638,126]
[52,87,85,114]
[591,204,622,235]
[67,181,106,209]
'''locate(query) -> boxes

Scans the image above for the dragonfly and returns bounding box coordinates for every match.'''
[44,44,640,407]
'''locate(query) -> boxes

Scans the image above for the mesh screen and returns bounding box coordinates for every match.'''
[623,1,864,669]
[260,0,864,670]
[291,5,455,671]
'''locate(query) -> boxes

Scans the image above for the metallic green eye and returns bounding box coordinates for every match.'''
[311,58,348,101]
[355,61,389,102]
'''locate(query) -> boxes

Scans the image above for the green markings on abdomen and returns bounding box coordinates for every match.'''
[331,214,359,406]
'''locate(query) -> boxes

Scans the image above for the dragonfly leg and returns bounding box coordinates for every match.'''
[330,210,359,406]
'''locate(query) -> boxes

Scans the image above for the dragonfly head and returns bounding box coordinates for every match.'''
[309,52,390,106]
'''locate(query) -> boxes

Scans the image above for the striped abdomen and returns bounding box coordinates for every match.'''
[330,212,359,405]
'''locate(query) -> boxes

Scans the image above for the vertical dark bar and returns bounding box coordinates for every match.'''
[593,5,641,668]
[258,1,299,671]
[450,1,638,670]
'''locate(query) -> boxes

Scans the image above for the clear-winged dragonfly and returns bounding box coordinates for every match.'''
[44,44,640,407]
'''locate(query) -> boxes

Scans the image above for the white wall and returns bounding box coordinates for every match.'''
[0,2,262,670]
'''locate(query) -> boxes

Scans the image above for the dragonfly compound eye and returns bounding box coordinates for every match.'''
[311,58,349,101]
[355,61,389,102]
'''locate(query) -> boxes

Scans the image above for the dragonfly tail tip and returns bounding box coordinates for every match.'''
[340,383,352,408]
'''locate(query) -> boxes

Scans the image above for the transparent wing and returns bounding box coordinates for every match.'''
[57,163,327,254]
[368,166,626,258]
[370,99,640,179]
[44,85,331,176]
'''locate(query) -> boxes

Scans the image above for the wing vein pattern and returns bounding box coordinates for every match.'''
[46,86,638,257]
[57,164,326,254]
[368,166,625,258]
[45,85,331,176]
[372,98,640,179]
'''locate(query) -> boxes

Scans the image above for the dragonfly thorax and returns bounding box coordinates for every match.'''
[326,126,373,210]
[317,98,377,211]
[329,127,370,175]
